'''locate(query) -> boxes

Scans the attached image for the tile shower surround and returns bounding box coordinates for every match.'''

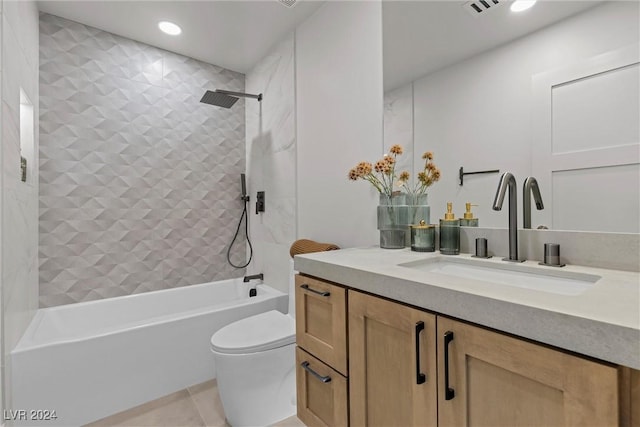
[38,14,246,307]
[245,33,297,295]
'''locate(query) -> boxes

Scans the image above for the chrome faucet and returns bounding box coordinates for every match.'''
[492,172,524,262]
[243,273,263,283]
[523,177,544,229]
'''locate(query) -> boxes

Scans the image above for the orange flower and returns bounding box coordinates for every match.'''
[389,144,403,155]
[357,162,372,175]
[348,148,438,196]
[374,160,387,173]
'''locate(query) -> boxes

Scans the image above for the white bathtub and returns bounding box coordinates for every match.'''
[10,279,287,426]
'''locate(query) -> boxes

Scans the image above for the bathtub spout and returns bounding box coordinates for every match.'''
[243,273,264,283]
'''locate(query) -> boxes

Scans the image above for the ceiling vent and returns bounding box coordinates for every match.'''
[463,0,504,16]
[278,0,297,8]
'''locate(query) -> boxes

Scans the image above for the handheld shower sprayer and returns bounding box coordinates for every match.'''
[240,173,249,202]
[227,174,253,269]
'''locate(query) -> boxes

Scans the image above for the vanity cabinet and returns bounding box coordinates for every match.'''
[295,275,632,427]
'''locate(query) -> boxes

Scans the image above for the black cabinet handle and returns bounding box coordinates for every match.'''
[301,361,332,383]
[300,284,330,297]
[415,321,426,385]
[444,331,455,400]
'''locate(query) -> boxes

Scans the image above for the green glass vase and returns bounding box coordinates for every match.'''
[377,193,408,249]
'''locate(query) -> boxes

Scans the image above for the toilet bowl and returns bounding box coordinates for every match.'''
[211,310,296,426]
[211,263,297,426]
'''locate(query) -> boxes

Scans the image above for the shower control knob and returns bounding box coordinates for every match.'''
[256,191,265,214]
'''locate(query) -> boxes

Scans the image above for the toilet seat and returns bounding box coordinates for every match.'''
[210,310,295,354]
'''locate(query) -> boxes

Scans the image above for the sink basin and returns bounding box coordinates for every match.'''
[398,257,601,296]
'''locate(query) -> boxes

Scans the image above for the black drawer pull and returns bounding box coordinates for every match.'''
[301,361,332,383]
[444,331,455,400]
[415,321,426,384]
[300,284,330,297]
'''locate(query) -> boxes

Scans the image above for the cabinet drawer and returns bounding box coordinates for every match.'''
[295,275,347,375]
[296,347,348,427]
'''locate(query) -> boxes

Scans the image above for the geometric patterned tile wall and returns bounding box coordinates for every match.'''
[39,13,246,307]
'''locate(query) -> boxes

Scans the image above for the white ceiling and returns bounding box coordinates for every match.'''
[383,1,603,91]
[37,0,603,88]
[37,0,324,74]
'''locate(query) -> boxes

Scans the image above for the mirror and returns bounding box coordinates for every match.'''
[382,1,639,233]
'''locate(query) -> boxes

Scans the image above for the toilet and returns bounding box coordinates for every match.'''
[210,265,297,426]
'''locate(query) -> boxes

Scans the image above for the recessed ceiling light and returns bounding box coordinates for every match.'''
[158,21,181,36]
[510,0,536,12]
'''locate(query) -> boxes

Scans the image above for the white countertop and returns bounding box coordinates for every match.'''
[294,247,640,369]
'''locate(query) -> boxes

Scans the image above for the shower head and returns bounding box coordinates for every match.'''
[200,90,239,108]
[200,89,263,109]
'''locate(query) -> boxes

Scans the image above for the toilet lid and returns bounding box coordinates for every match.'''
[210,310,295,354]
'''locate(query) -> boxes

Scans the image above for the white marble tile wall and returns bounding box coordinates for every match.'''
[245,34,297,293]
[383,83,413,186]
[1,0,40,411]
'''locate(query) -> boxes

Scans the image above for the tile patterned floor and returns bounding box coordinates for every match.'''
[85,380,305,427]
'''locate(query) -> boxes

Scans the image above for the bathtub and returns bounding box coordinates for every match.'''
[10,279,287,426]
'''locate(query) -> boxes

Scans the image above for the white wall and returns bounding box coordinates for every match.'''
[296,1,383,248]
[387,2,639,229]
[1,0,40,413]
[246,33,297,293]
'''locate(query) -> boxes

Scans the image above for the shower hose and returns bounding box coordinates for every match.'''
[227,197,253,268]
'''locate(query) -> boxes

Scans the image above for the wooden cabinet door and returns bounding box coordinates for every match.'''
[296,347,348,427]
[349,290,437,427]
[437,316,619,427]
[295,275,347,375]
[622,367,640,427]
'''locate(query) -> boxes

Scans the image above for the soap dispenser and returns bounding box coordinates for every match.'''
[439,202,460,255]
[460,203,479,227]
